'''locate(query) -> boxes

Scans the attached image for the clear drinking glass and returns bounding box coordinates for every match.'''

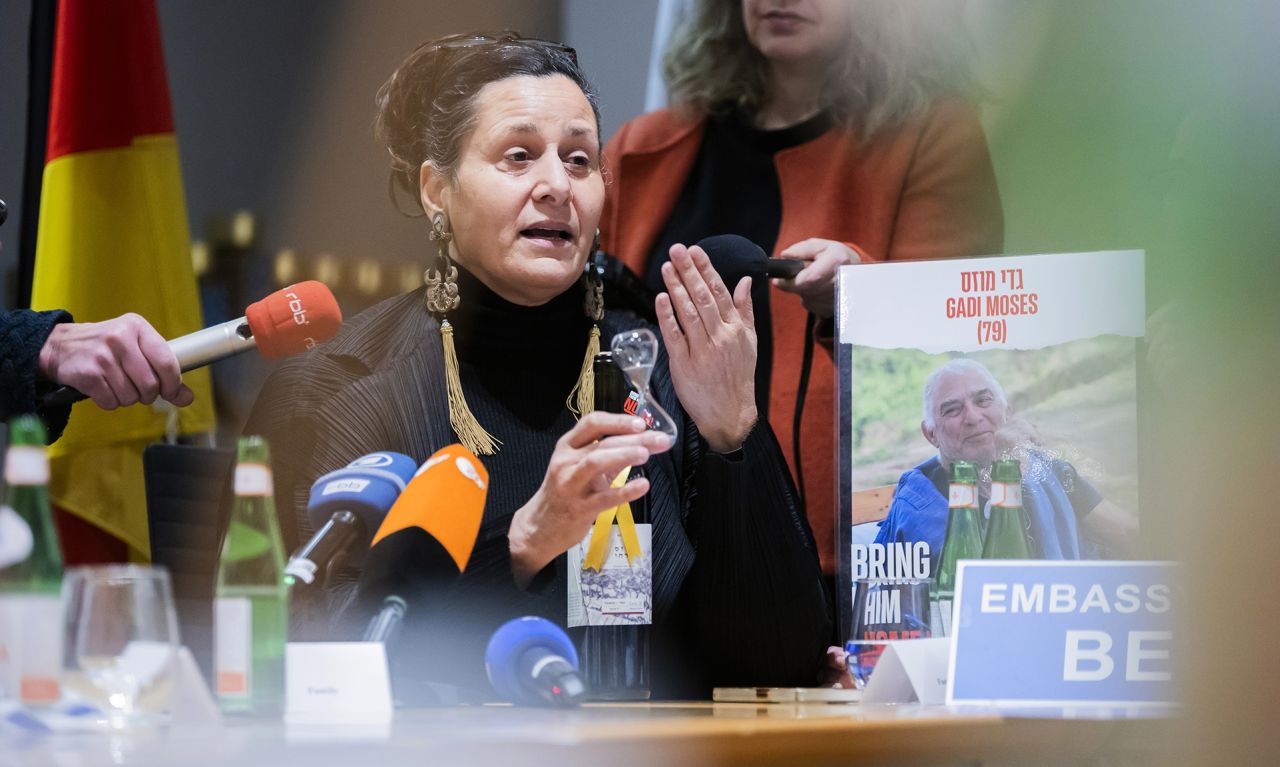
[61,565,180,727]
[845,578,933,690]
[609,329,678,444]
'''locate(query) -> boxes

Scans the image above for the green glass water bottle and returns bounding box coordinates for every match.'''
[1,417,63,592]
[0,416,64,705]
[981,459,1032,559]
[931,461,984,636]
[215,435,288,714]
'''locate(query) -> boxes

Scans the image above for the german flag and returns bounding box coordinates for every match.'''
[31,0,215,560]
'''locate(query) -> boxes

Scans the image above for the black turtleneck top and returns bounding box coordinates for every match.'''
[247,268,833,700]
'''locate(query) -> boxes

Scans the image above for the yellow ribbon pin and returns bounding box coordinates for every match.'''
[582,467,644,571]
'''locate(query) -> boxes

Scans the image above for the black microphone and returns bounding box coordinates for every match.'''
[284,452,417,590]
[696,234,805,283]
[40,280,342,410]
[362,595,407,647]
[0,198,7,228]
[355,444,489,648]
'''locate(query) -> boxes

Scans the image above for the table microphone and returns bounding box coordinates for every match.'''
[486,617,586,707]
[40,280,342,409]
[358,444,489,646]
[285,451,418,590]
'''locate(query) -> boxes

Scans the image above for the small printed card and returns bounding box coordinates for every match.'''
[863,638,951,704]
[285,642,392,725]
[567,524,652,627]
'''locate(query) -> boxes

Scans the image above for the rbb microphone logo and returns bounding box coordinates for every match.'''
[321,478,370,496]
[350,453,396,468]
[285,291,311,326]
[286,289,321,348]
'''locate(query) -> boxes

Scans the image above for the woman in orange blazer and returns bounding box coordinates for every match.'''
[600,0,1004,577]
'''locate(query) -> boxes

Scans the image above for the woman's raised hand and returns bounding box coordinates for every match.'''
[508,412,672,588]
[655,244,758,454]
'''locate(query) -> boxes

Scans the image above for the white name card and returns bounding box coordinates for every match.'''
[285,642,393,725]
[863,638,950,704]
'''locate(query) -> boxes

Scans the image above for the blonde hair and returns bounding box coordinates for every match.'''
[663,0,978,138]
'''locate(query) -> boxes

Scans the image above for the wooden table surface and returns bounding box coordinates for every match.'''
[3,701,1172,767]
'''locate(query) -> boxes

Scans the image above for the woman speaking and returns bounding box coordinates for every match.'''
[247,33,830,698]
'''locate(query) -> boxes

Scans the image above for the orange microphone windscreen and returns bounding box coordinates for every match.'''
[245,280,342,360]
[370,444,489,572]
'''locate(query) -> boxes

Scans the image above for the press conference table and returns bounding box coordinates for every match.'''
[7,701,1169,767]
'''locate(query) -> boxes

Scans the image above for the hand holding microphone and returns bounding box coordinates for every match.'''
[38,313,195,410]
[40,280,341,410]
[693,233,862,319]
[773,237,864,318]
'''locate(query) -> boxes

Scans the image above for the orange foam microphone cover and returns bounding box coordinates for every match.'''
[370,444,489,572]
[244,280,342,360]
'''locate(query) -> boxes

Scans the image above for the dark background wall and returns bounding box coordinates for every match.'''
[0,0,565,308]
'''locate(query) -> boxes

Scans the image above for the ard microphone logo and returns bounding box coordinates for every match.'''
[351,453,396,468]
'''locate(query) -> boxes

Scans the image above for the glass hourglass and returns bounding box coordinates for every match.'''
[610,329,678,445]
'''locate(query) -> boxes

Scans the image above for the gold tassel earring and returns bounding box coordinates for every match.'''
[425,212,501,455]
[567,232,604,418]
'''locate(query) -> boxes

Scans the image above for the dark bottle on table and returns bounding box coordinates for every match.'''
[577,351,651,700]
[980,459,1033,559]
[931,461,984,636]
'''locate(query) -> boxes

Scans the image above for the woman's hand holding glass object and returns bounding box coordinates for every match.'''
[508,412,673,588]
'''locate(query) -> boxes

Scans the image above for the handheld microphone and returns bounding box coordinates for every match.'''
[696,234,805,281]
[485,617,586,707]
[284,451,418,589]
[41,280,342,409]
[357,444,489,645]
[0,198,7,228]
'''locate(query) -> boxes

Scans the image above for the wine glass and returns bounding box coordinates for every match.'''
[845,578,933,690]
[609,329,678,444]
[61,565,180,727]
